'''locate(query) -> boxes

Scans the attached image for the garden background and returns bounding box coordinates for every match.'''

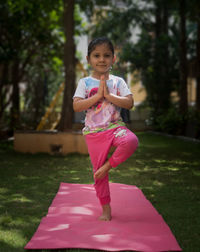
[0,0,200,251]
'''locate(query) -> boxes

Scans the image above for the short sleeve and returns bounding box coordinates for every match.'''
[118,78,132,97]
[73,79,86,99]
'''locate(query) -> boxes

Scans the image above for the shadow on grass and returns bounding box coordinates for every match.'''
[0,132,200,251]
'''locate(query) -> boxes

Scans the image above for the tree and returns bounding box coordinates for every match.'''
[179,0,188,115]
[151,0,171,116]
[59,0,76,131]
[196,20,200,111]
[59,0,111,131]
[0,0,63,131]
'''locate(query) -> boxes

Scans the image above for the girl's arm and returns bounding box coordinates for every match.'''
[73,94,102,112]
[73,78,104,112]
[104,93,133,109]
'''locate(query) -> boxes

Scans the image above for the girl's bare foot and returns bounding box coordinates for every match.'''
[99,204,112,221]
[94,161,111,179]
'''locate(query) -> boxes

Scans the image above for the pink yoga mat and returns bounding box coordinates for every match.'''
[25,183,182,251]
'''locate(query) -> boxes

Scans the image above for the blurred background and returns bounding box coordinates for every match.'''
[0,0,200,140]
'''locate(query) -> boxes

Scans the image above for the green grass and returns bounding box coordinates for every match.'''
[0,132,200,252]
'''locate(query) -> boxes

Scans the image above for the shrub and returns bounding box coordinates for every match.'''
[154,107,185,135]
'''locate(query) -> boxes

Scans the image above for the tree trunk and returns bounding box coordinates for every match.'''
[179,0,188,114]
[196,20,200,111]
[10,59,20,130]
[153,0,170,115]
[161,2,170,111]
[153,1,162,115]
[0,63,9,121]
[59,0,75,131]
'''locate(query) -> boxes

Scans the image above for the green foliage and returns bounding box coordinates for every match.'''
[90,1,143,45]
[89,0,200,137]
[153,106,186,135]
[151,106,200,138]
[185,107,200,138]
[0,0,88,131]
[0,0,64,127]
[74,4,87,36]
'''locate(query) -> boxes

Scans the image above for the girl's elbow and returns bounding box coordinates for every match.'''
[73,107,82,112]
[131,101,134,109]
[127,100,134,110]
[125,95,133,109]
[73,104,80,112]
[130,98,134,109]
[127,105,133,110]
[73,98,84,112]
[74,104,84,112]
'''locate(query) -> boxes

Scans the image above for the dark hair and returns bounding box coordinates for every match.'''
[87,37,114,57]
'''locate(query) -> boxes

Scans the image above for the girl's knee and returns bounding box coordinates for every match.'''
[113,128,138,153]
[126,132,138,153]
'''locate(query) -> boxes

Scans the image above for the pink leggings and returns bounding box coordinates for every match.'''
[85,126,138,205]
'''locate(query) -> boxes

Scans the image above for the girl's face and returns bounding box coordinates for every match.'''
[87,43,116,79]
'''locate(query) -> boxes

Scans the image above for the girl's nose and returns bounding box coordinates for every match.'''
[99,56,105,61]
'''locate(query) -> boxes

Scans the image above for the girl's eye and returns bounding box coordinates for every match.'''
[105,54,111,57]
[94,54,99,58]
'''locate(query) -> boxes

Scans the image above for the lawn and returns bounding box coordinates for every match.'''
[0,132,200,252]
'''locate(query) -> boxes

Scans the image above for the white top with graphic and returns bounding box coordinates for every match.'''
[73,75,132,135]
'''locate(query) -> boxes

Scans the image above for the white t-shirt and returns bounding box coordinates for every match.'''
[73,74,132,135]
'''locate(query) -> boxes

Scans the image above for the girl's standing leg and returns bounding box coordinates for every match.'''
[85,131,114,220]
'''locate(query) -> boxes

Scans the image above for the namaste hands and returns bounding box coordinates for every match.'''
[97,75,109,99]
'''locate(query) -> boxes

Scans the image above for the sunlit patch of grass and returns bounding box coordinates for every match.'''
[0,229,27,249]
[9,194,32,203]
[193,170,200,176]
[167,167,180,171]
[152,180,163,187]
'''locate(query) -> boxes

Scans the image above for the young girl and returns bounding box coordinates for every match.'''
[73,37,138,221]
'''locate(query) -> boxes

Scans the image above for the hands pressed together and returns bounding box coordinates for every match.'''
[97,74,133,110]
[97,75,109,99]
